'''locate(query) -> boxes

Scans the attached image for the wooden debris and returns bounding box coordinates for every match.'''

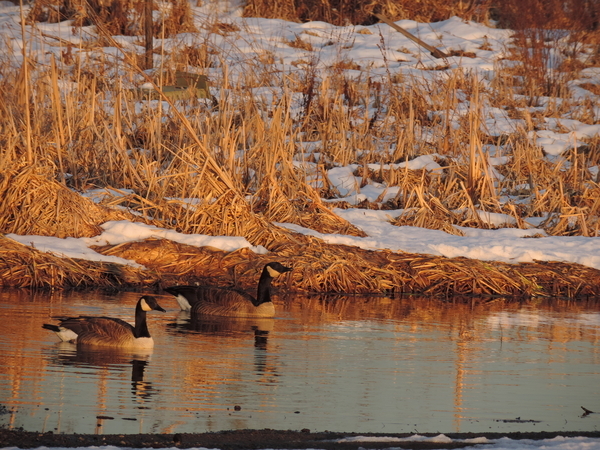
[581,406,595,416]
[374,14,448,59]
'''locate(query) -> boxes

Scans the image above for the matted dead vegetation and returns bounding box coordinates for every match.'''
[242,0,492,27]
[242,0,600,33]
[26,0,195,37]
[0,165,138,238]
[0,235,155,288]
[2,234,600,298]
[1,0,599,298]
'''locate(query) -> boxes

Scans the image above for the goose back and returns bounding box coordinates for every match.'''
[42,296,165,349]
[190,286,276,317]
[48,317,150,347]
[164,262,291,318]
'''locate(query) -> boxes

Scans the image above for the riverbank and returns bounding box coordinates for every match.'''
[3,232,600,300]
[3,428,600,450]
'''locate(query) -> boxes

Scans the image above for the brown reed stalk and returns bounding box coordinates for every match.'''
[2,0,599,296]
[18,0,33,164]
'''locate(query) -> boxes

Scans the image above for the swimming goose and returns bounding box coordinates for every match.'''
[164,262,292,317]
[42,296,166,349]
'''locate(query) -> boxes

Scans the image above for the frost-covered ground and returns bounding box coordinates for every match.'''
[1,0,599,269]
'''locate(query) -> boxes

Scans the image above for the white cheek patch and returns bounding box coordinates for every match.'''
[266,266,281,277]
[140,298,152,311]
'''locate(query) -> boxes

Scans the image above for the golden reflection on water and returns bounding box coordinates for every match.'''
[50,342,157,405]
[283,293,600,344]
[164,312,280,399]
[282,294,600,432]
[0,288,599,434]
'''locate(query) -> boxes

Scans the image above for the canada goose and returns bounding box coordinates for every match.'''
[164,262,292,317]
[42,296,166,349]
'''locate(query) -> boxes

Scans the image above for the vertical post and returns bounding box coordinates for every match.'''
[19,0,33,163]
[144,0,153,69]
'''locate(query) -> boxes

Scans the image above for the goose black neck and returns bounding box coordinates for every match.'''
[134,302,151,338]
[254,267,275,306]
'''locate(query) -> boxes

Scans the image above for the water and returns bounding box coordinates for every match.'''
[0,289,599,435]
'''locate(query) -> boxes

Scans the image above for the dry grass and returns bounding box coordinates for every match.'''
[243,0,493,26]
[0,165,137,238]
[242,0,600,37]
[27,0,196,37]
[0,235,154,288]
[0,0,599,295]
[4,236,598,298]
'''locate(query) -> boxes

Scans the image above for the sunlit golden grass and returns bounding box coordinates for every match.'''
[0,235,154,288]
[1,1,599,293]
[4,233,600,297]
[242,0,493,27]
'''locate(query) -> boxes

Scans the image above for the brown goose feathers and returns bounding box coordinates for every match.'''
[164,262,292,318]
[43,296,166,348]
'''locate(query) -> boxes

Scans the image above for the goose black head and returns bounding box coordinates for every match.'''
[139,295,167,312]
[264,262,292,278]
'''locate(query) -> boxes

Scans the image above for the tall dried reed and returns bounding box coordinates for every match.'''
[1,0,599,260]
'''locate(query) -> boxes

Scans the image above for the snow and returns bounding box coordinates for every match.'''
[1,3,599,271]
[333,435,600,449]
[10,213,599,271]
[7,221,267,268]
[280,207,600,269]
[1,2,600,444]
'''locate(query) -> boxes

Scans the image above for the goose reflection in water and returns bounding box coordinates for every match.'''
[167,311,274,347]
[166,312,279,382]
[47,342,158,403]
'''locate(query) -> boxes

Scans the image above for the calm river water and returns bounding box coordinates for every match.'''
[0,288,598,435]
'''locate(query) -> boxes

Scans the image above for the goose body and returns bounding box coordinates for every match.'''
[164,262,292,318]
[42,296,166,349]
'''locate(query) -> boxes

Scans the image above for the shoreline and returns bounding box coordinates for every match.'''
[2,428,600,449]
[3,235,600,299]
